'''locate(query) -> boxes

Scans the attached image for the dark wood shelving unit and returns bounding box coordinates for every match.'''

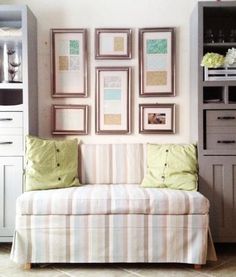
[191,1,236,242]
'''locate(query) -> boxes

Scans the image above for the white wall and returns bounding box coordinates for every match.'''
[3,0,215,143]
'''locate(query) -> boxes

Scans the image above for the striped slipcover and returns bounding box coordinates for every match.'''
[79,144,146,184]
[11,144,217,264]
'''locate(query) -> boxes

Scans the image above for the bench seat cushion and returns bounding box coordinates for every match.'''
[16,184,209,216]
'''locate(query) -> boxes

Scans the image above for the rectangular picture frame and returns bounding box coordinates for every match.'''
[139,103,175,134]
[95,28,132,59]
[139,28,175,96]
[52,104,89,135]
[96,67,131,134]
[51,28,88,97]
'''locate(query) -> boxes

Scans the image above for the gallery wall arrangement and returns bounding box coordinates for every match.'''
[50,27,176,135]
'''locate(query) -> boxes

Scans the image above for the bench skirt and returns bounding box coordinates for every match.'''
[10,214,216,264]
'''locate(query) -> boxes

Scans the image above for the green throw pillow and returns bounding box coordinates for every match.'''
[141,144,198,191]
[25,136,80,191]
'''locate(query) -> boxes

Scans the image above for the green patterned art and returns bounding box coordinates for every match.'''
[70,40,80,55]
[147,39,167,54]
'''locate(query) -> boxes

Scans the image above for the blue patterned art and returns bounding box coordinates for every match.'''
[147,39,167,54]
[70,40,80,55]
[104,89,121,100]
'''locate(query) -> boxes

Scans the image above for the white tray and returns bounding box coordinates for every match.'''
[204,67,236,81]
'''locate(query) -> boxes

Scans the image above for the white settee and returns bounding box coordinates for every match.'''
[10,143,217,268]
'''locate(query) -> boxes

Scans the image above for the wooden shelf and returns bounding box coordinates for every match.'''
[0,83,23,89]
[204,42,236,47]
[202,80,236,86]
[0,104,23,111]
[202,103,236,109]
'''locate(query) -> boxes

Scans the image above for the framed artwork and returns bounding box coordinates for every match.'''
[51,29,88,97]
[95,28,132,59]
[139,28,175,96]
[96,67,131,134]
[52,104,89,135]
[139,103,175,134]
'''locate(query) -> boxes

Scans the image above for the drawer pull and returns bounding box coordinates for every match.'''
[0,118,13,121]
[0,141,13,145]
[217,140,236,144]
[217,116,236,120]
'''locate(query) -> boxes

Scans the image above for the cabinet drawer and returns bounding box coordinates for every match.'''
[0,112,23,128]
[206,110,236,127]
[207,126,236,134]
[206,133,236,150]
[0,135,23,155]
[0,128,22,135]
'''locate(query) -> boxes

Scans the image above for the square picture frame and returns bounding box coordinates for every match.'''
[139,103,175,134]
[52,104,89,135]
[139,28,175,97]
[95,28,132,59]
[51,28,88,98]
[96,67,131,134]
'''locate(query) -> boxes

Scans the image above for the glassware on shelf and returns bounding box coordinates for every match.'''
[2,42,22,83]
[204,28,214,43]
[229,29,236,42]
[216,29,225,43]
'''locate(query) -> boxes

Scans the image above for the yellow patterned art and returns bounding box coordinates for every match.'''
[104,114,121,125]
[59,56,69,71]
[114,37,124,52]
[146,71,167,86]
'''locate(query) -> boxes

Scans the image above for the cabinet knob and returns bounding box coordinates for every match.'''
[217,140,236,144]
[0,141,13,145]
[0,118,13,121]
[217,116,236,120]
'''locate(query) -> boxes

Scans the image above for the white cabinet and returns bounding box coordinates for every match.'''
[0,157,22,240]
[0,5,38,242]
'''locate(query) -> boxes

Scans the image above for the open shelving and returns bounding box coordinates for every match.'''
[191,1,236,243]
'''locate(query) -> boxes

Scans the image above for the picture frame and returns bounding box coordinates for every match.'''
[96,67,131,134]
[95,28,132,59]
[51,28,88,98]
[139,28,175,97]
[52,104,89,135]
[139,103,175,134]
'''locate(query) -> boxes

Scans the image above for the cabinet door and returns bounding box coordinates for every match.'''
[0,157,23,239]
[199,156,236,242]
